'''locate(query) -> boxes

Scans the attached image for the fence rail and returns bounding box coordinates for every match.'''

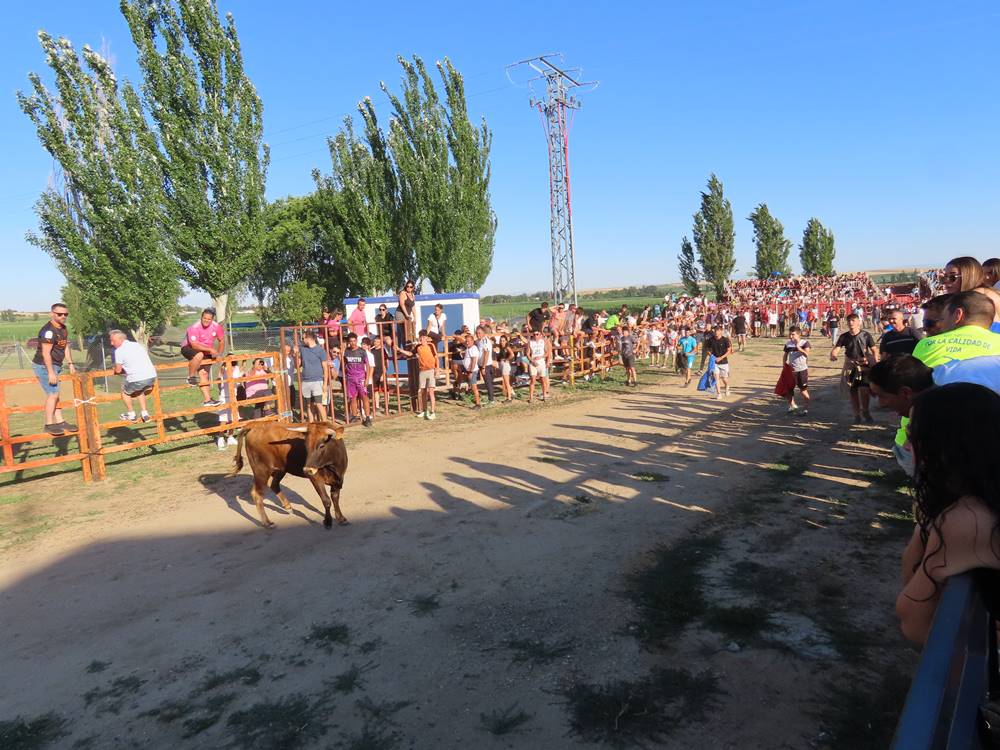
[891,572,998,749]
[0,351,287,483]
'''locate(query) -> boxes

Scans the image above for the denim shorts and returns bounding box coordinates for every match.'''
[32,362,61,395]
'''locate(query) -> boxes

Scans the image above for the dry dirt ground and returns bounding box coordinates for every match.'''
[0,336,918,749]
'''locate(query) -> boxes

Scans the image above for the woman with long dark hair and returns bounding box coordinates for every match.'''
[896,383,1000,643]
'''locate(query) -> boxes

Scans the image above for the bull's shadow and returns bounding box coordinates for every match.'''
[197,472,323,528]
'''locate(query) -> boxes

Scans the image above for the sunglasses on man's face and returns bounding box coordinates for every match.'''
[54,312,68,317]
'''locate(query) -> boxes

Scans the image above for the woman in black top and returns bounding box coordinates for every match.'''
[396,281,416,344]
[374,304,394,341]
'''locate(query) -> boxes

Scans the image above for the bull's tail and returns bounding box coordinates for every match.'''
[227,427,250,477]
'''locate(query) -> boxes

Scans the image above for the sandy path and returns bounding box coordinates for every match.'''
[0,337,915,748]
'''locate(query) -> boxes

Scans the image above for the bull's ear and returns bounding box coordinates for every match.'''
[335,426,345,440]
[286,426,309,433]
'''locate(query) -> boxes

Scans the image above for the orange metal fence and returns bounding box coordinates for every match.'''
[0,351,288,483]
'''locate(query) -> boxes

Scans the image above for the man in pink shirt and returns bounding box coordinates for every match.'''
[181,308,225,406]
[348,299,370,339]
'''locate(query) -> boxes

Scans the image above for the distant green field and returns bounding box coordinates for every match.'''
[481,296,669,323]
[0,318,48,342]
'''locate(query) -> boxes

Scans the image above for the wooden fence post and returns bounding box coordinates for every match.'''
[71,375,93,483]
[81,373,106,481]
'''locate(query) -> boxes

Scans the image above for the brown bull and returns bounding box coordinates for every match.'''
[228,422,349,529]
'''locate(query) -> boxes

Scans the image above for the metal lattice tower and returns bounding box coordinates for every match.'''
[509,55,595,306]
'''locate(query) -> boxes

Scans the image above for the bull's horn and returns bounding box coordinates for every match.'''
[286,426,309,433]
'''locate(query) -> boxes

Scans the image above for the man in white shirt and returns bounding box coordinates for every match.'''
[646,325,665,367]
[109,329,157,422]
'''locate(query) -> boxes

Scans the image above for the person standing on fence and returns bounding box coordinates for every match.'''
[348,299,370,339]
[396,281,417,344]
[182,308,224,407]
[32,302,76,435]
[108,330,156,423]
[297,331,329,422]
[343,333,373,427]
[374,304,394,342]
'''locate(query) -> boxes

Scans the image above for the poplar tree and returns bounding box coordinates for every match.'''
[677,236,701,296]
[311,99,410,298]
[121,0,269,322]
[18,32,180,345]
[692,174,736,299]
[384,56,495,292]
[799,218,836,275]
[748,203,792,279]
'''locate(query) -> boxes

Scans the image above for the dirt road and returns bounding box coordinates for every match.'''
[0,336,916,749]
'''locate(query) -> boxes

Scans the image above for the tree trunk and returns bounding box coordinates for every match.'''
[130,322,150,348]
[212,292,229,323]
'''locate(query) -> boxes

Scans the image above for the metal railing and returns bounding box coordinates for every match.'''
[891,572,998,749]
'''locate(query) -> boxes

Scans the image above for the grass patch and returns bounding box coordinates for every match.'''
[815,667,911,749]
[480,704,533,735]
[329,663,376,694]
[626,533,724,646]
[506,638,575,664]
[0,712,67,750]
[82,675,146,715]
[409,593,440,617]
[632,471,670,483]
[304,622,350,653]
[200,665,262,691]
[703,605,774,641]
[84,660,110,674]
[727,560,797,600]
[227,693,330,749]
[563,667,721,748]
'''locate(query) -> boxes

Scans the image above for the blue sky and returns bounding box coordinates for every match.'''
[2,1,999,310]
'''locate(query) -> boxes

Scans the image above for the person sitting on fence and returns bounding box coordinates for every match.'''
[296,330,329,423]
[896,383,1000,645]
[109,330,156,423]
[343,333,373,427]
[32,301,77,435]
[426,303,447,346]
[373,303,394,341]
[182,308,224,407]
[244,357,274,418]
[527,301,550,333]
[414,331,438,420]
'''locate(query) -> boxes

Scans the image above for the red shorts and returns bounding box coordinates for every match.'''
[346,378,367,399]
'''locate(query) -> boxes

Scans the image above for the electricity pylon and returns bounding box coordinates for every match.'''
[508,55,595,306]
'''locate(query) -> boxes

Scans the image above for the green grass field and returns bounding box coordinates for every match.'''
[480,296,669,323]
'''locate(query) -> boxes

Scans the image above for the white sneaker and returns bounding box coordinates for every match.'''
[426,412,436,420]
[216,436,226,450]
[227,435,238,446]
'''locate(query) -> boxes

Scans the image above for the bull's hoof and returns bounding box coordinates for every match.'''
[282,504,293,513]
[336,518,350,526]
[264,520,276,529]
[323,517,333,529]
